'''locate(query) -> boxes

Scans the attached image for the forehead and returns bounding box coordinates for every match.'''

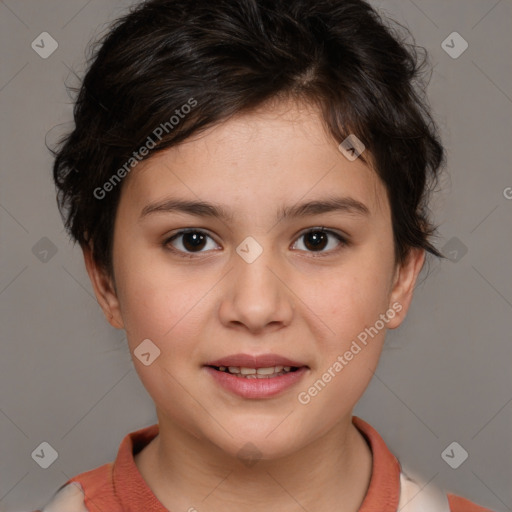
[121,99,389,221]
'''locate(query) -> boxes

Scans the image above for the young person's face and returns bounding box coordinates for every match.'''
[86,98,424,460]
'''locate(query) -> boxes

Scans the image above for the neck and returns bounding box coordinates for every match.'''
[135,414,373,512]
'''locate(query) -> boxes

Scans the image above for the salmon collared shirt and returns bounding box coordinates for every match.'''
[36,416,495,512]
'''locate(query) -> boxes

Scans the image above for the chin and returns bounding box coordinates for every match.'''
[206,419,307,463]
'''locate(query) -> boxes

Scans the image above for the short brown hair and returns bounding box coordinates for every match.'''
[52,0,445,275]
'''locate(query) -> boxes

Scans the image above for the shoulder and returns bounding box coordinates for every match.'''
[40,482,88,512]
[398,470,496,512]
[448,493,496,512]
[39,462,117,512]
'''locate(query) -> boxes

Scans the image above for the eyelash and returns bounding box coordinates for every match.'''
[163,227,349,259]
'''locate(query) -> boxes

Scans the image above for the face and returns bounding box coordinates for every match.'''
[85,98,424,461]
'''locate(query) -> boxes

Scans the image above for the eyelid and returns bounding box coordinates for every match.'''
[294,226,349,243]
[291,227,349,256]
[163,228,221,258]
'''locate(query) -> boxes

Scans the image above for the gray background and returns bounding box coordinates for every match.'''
[0,1,511,511]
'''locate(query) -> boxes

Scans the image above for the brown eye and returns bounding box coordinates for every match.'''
[165,230,219,255]
[292,228,347,255]
[303,230,329,251]
[181,231,207,251]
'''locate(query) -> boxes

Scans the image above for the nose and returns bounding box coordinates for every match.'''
[218,241,295,334]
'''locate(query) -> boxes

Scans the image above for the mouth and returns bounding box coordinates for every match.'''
[207,365,302,379]
[203,353,309,398]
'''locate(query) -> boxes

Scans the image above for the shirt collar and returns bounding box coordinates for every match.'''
[113,416,401,512]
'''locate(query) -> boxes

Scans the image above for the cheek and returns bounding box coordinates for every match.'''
[113,247,211,353]
[113,254,214,424]
[318,253,395,339]
[294,253,394,412]
[296,287,388,431]
[317,275,388,387]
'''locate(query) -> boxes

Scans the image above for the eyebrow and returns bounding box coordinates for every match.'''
[140,195,370,222]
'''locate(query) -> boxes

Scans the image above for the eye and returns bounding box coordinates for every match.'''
[164,229,219,257]
[164,227,348,258]
[291,227,348,256]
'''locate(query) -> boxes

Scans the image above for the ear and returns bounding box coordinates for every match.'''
[82,244,124,329]
[386,247,425,329]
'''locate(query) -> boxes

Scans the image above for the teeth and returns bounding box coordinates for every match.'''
[257,366,283,375]
[218,365,295,377]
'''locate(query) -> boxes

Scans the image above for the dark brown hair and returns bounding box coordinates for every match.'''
[52,0,445,275]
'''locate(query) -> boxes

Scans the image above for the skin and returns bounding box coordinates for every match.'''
[84,97,425,512]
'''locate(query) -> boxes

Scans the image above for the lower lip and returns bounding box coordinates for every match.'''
[204,366,308,399]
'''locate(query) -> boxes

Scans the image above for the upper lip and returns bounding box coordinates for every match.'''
[204,353,308,368]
